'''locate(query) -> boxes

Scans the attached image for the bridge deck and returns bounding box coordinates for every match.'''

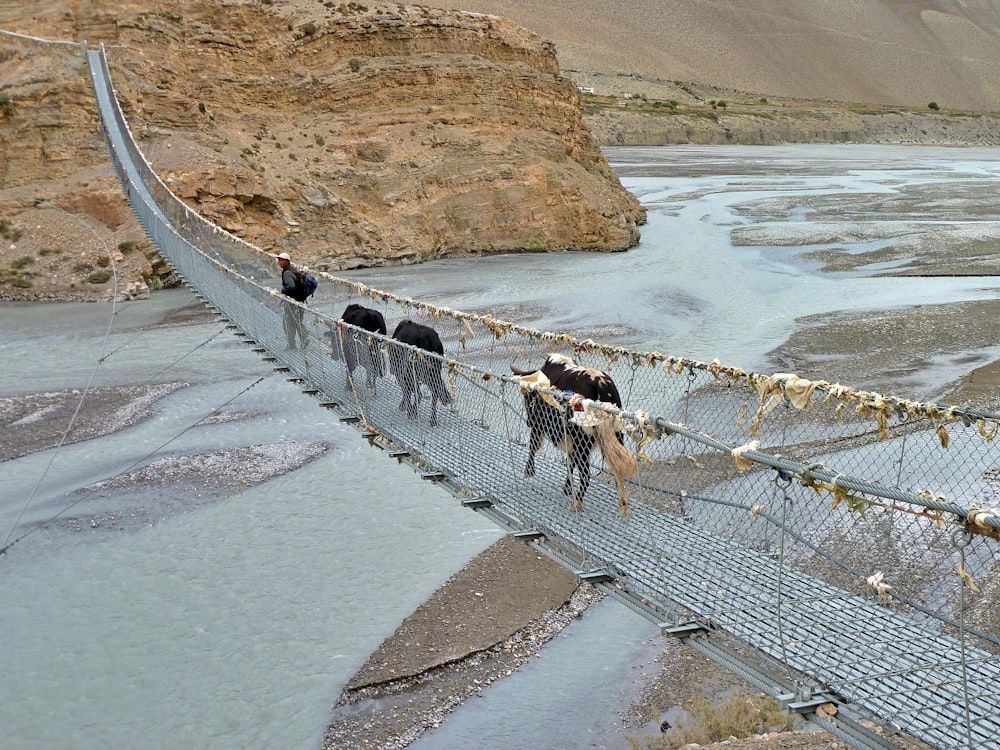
[331,376,1000,750]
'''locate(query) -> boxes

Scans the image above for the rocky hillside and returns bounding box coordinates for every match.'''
[445,0,1000,112]
[0,1,645,301]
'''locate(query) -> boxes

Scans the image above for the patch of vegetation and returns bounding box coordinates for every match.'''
[118,241,136,254]
[627,692,797,750]
[96,256,110,268]
[348,58,362,73]
[73,262,94,273]
[928,101,940,111]
[10,255,34,270]
[0,93,14,118]
[300,22,317,36]
[85,269,113,284]
[38,247,60,256]
[0,220,22,241]
[525,232,546,251]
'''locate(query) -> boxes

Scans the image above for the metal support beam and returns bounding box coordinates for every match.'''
[576,569,613,584]
[661,621,709,638]
[512,529,544,542]
[462,497,493,509]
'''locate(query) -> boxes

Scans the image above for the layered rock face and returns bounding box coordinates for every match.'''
[1,1,645,303]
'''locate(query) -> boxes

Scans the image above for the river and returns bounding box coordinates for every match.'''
[2,145,999,750]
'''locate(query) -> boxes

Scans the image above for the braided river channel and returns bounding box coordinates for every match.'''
[3,145,1000,749]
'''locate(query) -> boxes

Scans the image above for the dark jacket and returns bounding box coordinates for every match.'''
[281,265,304,302]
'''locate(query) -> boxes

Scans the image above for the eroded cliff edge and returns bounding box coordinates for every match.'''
[0,1,645,301]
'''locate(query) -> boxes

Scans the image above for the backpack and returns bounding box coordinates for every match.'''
[295,269,318,300]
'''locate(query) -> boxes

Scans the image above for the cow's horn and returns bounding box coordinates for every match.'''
[510,364,535,376]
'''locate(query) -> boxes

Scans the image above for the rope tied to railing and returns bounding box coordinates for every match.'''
[966,507,1000,541]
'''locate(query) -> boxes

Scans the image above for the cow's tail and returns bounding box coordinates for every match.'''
[594,416,637,519]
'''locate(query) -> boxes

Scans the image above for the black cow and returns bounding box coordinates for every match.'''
[325,304,387,394]
[388,319,452,426]
[511,353,625,513]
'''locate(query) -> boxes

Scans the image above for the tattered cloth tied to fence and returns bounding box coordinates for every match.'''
[746,372,828,436]
[967,507,1000,541]
[514,372,639,516]
[568,395,640,517]
[514,370,562,410]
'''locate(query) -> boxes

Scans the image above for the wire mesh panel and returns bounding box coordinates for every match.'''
[87,44,1000,750]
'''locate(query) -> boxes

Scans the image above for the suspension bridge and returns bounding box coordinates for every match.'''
[84,43,1000,749]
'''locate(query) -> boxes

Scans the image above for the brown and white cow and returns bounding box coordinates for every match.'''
[511,353,634,517]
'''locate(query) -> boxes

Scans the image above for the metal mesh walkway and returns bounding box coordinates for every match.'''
[87,44,1000,750]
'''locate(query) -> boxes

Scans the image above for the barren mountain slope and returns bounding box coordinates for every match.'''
[443,0,1000,111]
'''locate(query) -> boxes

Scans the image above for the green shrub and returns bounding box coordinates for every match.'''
[11,276,32,288]
[928,101,940,111]
[38,247,59,256]
[0,220,22,241]
[85,269,113,284]
[96,256,110,268]
[118,240,136,253]
[300,22,317,35]
[73,262,93,273]
[10,255,34,270]
[0,93,14,118]
[348,58,361,73]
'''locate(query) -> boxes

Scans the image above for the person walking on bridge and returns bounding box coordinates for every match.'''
[277,252,309,351]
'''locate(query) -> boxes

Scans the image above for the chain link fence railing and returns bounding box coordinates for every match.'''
[88,44,1000,750]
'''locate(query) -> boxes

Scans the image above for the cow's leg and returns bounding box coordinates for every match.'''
[368,343,380,395]
[524,426,543,478]
[569,434,594,512]
[395,375,410,413]
[344,345,357,389]
[575,454,591,505]
[405,375,418,420]
[562,430,575,496]
[364,354,377,395]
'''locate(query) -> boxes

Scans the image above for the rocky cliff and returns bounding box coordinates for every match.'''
[0,1,645,301]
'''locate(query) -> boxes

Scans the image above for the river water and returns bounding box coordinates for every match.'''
[3,145,1000,750]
